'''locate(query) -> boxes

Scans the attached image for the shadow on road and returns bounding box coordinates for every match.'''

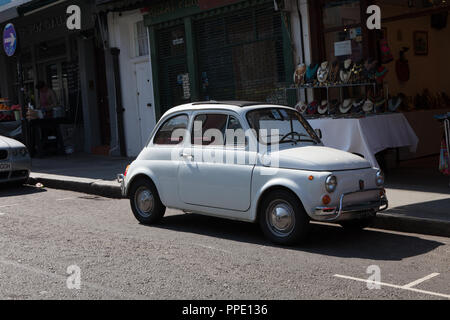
[151,213,444,261]
[0,184,46,198]
[385,198,450,221]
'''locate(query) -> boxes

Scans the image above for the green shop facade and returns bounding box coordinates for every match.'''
[143,0,296,120]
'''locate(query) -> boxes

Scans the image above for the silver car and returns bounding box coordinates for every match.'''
[0,135,31,185]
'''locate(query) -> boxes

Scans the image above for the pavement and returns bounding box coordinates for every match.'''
[0,186,448,299]
[28,153,450,238]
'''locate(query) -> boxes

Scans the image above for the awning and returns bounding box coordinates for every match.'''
[0,7,18,24]
[95,0,149,12]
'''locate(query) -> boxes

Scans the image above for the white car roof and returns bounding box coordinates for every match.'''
[163,101,294,118]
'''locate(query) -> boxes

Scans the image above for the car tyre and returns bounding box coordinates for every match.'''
[259,189,310,245]
[129,177,166,225]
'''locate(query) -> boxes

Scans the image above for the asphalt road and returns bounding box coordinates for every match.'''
[0,185,448,300]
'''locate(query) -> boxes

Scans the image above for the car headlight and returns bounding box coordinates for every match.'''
[19,148,28,156]
[325,175,338,193]
[376,170,385,186]
[12,148,28,157]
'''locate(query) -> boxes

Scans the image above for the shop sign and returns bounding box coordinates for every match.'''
[3,23,17,57]
[20,15,66,37]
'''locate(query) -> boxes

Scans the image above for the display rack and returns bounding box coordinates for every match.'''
[285,81,389,116]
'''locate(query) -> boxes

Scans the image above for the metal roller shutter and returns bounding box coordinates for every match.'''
[156,24,190,115]
[195,3,286,102]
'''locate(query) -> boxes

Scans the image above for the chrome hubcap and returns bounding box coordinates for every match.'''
[135,186,154,218]
[266,200,295,237]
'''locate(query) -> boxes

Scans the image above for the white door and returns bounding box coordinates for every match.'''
[135,61,156,148]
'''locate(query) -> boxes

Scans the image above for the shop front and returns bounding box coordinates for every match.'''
[298,0,450,174]
[0,0,112,157]
[144,0,295,121]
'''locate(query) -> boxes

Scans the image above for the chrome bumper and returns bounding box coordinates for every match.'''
[117,174,126,197]
[313,188,388,222]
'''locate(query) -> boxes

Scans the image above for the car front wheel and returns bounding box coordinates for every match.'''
[259,190,310,245]
[129,177,166,225]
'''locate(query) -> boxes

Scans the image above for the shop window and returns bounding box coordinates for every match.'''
[134,21,149,57]
[323,0,361,29]
[154,114,189,145]
[322,0,364,64]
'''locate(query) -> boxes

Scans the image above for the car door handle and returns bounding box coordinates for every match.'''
[180,152,193,160]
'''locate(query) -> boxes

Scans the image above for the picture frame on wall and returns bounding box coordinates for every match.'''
[413,31,428,55]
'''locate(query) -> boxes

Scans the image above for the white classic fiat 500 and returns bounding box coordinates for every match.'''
[118,101,388,245]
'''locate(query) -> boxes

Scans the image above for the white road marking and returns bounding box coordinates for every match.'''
[0,257,149,299]
[0,213,6,216]
[194,243,233,255]
[55,197,78,201]
[402,273,440,289]
[0,204,19,208]
[334,274,450,299]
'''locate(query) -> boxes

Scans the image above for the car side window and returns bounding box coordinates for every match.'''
[192,113,227,146]
[153,114,189,145]
[225,116,246,147]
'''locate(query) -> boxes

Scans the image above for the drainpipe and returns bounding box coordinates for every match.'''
[110,47,127,157]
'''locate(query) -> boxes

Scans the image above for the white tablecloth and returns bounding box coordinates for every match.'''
[308,113,419,169]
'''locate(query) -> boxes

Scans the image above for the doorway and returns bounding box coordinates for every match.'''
[135,61,156,148]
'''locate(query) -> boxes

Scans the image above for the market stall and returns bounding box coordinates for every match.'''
[295,0,450,174]
[0,98,22,139]
[308,113,418,169]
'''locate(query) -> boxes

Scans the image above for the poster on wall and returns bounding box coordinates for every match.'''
[334,40,352,57]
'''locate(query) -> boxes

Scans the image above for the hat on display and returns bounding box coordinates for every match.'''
[306,64,319,83]
[329,60,340,84]
[352,98,365,113]
[317,61,330,84]
[375,96,386,113]
[293,63,306,86]
[351,61,364,83]
[329,99,340,115]
[380,38,394,64]
[307,101,318,115]
[376,66,388,84]
[363,58,377,81]
[339,99,353,114]
[388,96,402,112]
[295,101,308,114]
[318,100,328,115]
[340,59,353,83]
[362,99,374,113]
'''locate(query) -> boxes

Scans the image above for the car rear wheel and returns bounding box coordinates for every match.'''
[129,177,166,225]
[259,190,310,245]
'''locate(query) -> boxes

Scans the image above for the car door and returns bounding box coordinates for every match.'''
[178,111,255,212]
[147,113,190,208]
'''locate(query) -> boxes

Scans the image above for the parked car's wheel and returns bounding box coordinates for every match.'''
[129,177,166,225]
[259,189,310,245]
[339,216,374,232]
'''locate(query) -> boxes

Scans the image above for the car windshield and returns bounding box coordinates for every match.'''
[246,108,319,145]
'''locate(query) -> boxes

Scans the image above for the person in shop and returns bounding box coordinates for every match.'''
[36,81,57,116]
[29,81,61,157]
